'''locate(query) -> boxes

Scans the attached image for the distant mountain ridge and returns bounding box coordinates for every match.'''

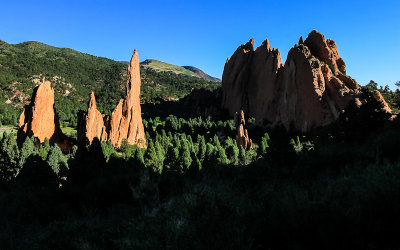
[182,66,221,83]
[139,59,221,82]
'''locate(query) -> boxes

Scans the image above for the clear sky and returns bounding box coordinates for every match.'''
[0,0,399,88]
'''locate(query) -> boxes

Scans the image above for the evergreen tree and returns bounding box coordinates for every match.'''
[215,145,230,165]
[173,134,181,149]
[188,151,201,175]
[204,142,215,167]
[144,140,158,171]
[225,138,239,164]
[0,132,20,180]
[164,143,179,171]
[101,141,116,162]
[187,135,194,152]
[259,132,270,157]
[133,147,145,168]
[178,139,192,172]
[155,141,165,173]
[238,146,246,165]
[19,136,35,168]
[197,135,207,163]
[212,135,221,147]
[46,144,68,176]
[38,137,51,161]
[160,129,169,150]
[165,115,179,131]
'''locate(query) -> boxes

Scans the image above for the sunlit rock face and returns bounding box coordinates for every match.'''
[18,79,63,143]
[78,50,146,148]
[221,30,392,132]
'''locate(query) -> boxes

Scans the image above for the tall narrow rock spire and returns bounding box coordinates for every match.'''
[78,49,146,148]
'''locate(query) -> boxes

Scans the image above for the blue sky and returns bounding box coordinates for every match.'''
[0,0,399,88]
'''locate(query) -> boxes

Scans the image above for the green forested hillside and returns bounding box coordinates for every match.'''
[182,65,221,82]
[140,59,199,77]
[140,59,221,82]
[0,40,219,126]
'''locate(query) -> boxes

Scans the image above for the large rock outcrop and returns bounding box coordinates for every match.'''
[222,30,392,132]
[18,79,63,143]
[78,50,146,148]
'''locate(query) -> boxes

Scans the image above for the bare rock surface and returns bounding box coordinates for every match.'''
[221,30,393,132]
[78,50,146,148]
[234,110,252,150]
[18,79,63,143]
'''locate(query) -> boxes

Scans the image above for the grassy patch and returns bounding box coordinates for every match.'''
[0,126,17,136]
[140,59,198,78]
[61,126,77,138]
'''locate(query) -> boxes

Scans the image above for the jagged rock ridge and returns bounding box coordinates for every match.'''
[78,50,146,148]
[221,30,392,132]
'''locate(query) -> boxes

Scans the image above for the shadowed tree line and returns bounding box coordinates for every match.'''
[1,96,400,249]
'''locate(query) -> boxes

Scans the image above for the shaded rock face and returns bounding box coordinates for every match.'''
[221,30,392,132]
[183,88,222,117]
[18,79,63,143]
[78,50,146,148]
[234,110,252,150]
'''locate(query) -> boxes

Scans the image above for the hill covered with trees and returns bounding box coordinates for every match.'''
[0,40,219,127]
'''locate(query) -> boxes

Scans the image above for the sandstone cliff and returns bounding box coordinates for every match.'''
[18,79,63,143]
[221,30,392,132]
[78,50,146,148]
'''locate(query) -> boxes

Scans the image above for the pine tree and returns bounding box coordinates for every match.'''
[101,141,116,162]
[164,143,179,171]
[187,135,194,152]
[160,129,169,149]
[144,140,158,171]
[197,135,206,163]
[46,144,68,176]
[19,136,35,168]
[178,139,192,172]
[133,147,145,167]
[0,132,20,179]
[212,135,221,147]
[155,141,165,173]
[259,132,270,157]
[215,145,230,165]
[173,134,181,149]
[238,146,246,165]
[225,138,239,164]
[188,151,201,175]
[204,142,215,167]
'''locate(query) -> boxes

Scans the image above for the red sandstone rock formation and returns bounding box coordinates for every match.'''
[372,90,392,114]
[234,110,252,150]
[18,79,63,143]
[221,30,393,132]
[78,50,146,148]
[81,92,108,143]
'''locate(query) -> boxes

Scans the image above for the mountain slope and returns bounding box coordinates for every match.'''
[182,66,221,82]
[0,40,220,126]
[140,59,221,82]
